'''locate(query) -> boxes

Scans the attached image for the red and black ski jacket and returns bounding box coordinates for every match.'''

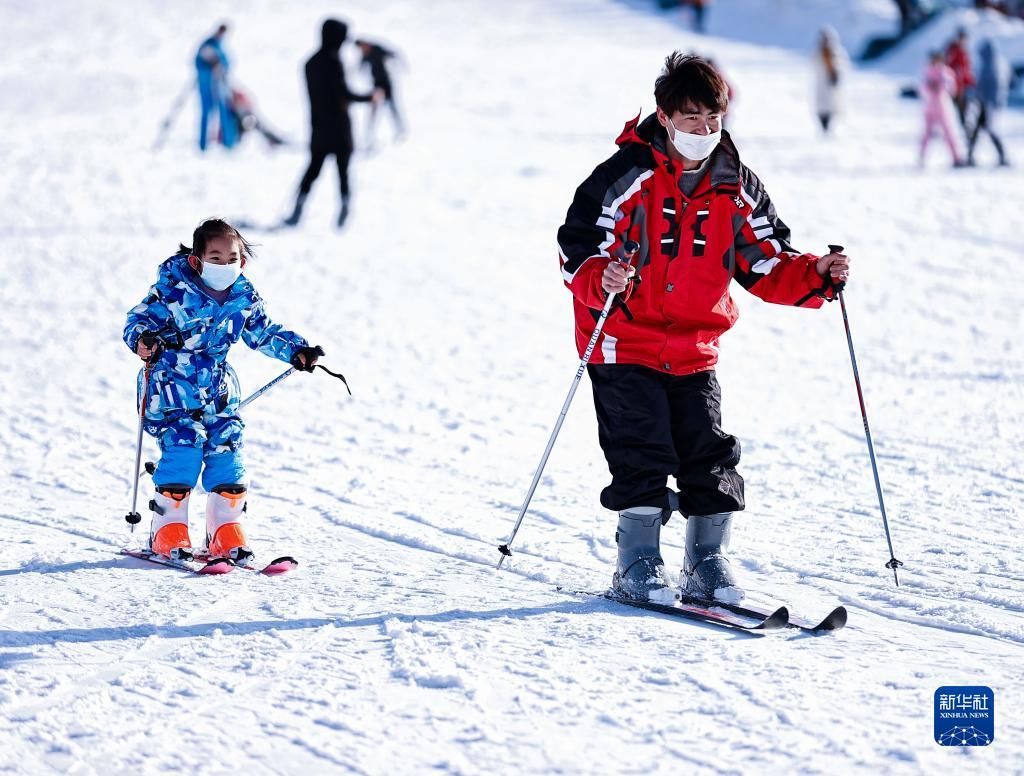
[557,113,835,376]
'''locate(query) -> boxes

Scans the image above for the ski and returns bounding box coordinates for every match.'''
[560,588,789,632]
[193,553,298,576]
[680,596,847,633]
[119,548,233,575]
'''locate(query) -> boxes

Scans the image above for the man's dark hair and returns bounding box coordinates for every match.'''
[654,52,729,115]
[178,218,255,259]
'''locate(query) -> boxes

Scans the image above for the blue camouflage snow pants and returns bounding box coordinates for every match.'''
[151,413,246,492]
[138,370,246,491]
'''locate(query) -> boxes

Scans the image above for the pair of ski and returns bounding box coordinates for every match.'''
[120,548,297,576]
[563,588,847,634]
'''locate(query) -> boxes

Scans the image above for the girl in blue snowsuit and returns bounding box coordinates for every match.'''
[124,219,322,561]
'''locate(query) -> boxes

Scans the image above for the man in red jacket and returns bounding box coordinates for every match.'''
[557,53,850,604]
[946,27,975,127]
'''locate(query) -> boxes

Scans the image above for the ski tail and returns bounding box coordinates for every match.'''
[120,549,233,575]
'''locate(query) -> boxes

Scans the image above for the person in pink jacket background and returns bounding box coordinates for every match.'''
[919,51,965,168]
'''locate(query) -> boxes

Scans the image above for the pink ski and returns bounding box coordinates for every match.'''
[193,552,299,575]
[119,549,233,575]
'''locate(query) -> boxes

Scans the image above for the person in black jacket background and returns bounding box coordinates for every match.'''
[356,38,405,148]
[285,19,379,228]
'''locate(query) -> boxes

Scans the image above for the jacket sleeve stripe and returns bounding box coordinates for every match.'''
[558,167,653,283]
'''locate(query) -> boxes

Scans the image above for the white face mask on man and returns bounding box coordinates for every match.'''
[666,119,722,161]
[199,261,241,291]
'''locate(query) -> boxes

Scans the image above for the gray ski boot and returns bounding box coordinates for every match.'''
[681,512,745,604]
[612,506,675,602]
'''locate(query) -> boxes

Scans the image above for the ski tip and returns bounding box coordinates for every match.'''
[813,606,848,632]
[757,606,790,630]
[260,556,298,575]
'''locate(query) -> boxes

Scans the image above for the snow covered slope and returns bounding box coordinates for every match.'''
[1,0,1022,773]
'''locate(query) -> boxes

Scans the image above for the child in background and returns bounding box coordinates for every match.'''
[919,51,965,168]
[124,219,323,563]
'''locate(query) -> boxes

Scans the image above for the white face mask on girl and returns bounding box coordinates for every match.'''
[667,119,722,161]
[200,261,241,291]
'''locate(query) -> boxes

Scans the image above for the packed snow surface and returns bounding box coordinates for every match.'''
[1,0,1022,773]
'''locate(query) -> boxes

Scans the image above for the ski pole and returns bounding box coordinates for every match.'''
[124,362,153,531]
[497,240,640,569]
[828,243,903,586]
[152,78,197,151]
[123,328,183,530]
[238,354,352,411]
[238,367,296,410]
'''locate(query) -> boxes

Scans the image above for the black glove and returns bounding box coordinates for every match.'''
[291,345,325,372]
[139,331,164,361]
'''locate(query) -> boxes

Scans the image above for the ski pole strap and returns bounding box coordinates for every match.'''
[613,297,634,321]
[314,364,352,395]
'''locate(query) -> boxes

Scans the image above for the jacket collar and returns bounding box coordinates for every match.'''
[615,112,742,194]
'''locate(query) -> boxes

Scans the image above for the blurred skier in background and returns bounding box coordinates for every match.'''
[920,50,965,167]
[228,86,288,148]
[945,27,975,128]
[812,26,849,134]
[356,39,405,149]
[285,19,380,228]
[195,23,237,151]
[894,0,925,35]
[689,0,709,33]
[966,38,1011,167]
[556,53,850,605]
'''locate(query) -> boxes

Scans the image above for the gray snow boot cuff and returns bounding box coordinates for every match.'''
[613,506,672,601]
[682,512,744,603]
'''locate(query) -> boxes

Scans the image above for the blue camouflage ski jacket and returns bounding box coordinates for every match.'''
[124,254,307,430]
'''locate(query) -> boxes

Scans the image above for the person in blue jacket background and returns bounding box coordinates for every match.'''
[195,24,237,151]
[967,38,1011,168]
[124,219,322,562]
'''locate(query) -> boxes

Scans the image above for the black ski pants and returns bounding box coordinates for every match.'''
[588,364,744,516]
[967,102,1007,165]
[298,139,353,202]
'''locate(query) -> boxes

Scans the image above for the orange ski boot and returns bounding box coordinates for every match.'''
[150,486,194,560]
[206,486,253,565]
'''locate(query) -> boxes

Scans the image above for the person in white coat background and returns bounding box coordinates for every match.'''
[812,26,849,134]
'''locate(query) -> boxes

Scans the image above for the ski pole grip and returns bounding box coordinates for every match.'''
[826,244,846,295]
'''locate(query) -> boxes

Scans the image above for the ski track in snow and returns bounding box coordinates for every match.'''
[1,0,1023,773]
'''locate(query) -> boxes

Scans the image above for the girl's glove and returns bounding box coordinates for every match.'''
[291,345,325,372]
